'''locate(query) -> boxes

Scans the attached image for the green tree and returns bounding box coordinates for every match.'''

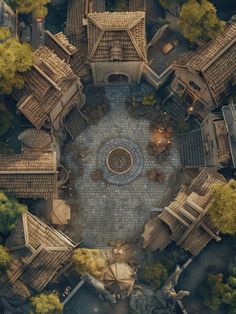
[0,35,32,94]
[0,245,11,270]
[72,248,107,280]
[179,0,225,42]
[9,0,50,17]
[209,180,236,235]
[140,261,168,288]
[202,273,236,312]
[30,292,63,314]
[0,192,27,236]
[202,273,230,311]
[142,93,157,106]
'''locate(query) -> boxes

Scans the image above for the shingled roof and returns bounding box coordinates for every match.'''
[0,212,75,302]
[13,46,78,129]
[45,31,78,63]
[87,11,147,62]
[0,152,57,198]
[142,169,226,255]
[174,24,236,107]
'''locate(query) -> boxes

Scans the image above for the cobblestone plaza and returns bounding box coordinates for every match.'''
[65,86,181,247]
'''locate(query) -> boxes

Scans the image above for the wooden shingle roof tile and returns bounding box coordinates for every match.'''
[175,24,236,107]
[142,169,226,255]
[0,212,75,301]
[15,46,78,129]
[87,11,147,62]
[0,152,57,198]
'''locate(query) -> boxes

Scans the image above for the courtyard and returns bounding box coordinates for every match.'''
[63,86,181,247]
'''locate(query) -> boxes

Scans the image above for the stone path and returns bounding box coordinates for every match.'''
[64,86,181,247]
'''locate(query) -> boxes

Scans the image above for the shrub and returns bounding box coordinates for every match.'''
[30,292,63,314]
[140,261,168,289]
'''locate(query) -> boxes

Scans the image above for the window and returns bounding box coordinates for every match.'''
[176,83,185,92]
[189,81,200,91]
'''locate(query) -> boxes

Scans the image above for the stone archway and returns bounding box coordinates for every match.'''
[105,72,131,84]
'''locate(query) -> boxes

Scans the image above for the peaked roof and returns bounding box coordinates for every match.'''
[104,262,135,296]
[13,46,79,129]
[45,31,78,63]
[0,151,57,198]
[174,24,236,107]
[18,129,52,150]
[142,169,226,255]
[0,212,75,302]
[87,11,147,62]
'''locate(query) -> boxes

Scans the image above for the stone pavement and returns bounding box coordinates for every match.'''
[64,86,181,247]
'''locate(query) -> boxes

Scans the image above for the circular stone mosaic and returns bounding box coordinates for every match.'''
[97,138,144,185]
[107,147,133,174]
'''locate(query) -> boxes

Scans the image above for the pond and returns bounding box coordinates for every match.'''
[64,285,131,314]
[178,236,234,313]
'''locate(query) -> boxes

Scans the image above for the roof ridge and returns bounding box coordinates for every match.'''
[202,35,236,72]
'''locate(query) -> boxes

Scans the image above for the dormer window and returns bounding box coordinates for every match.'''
[110,41,123,62]
[189,81,200,91]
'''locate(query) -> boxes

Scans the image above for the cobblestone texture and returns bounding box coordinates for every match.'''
[65,86,181,247]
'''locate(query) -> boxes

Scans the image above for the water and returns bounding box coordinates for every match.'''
[64,285,131,314]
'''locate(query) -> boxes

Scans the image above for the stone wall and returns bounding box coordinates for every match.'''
[91,61,143,85]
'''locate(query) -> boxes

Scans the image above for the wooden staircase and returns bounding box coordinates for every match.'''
[163,93,189,121]
[64,107,89,139]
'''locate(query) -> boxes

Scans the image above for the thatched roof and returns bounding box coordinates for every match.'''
[174,24,236,108]
[18,129,52,150]
[142,169,226,255]
[87,11,147,62]
[0,212,75,302]
[104,262,135,297]
[0,151,57,198]
[46,198,71,225]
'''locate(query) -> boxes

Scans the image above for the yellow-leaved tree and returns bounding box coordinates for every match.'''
[30,292,63,314]
[209,180,236,235]
[72,248,107,280]
[0,192,27,236]
[0,28,33,94]
[9,0,50,17]
[179,0,225,42]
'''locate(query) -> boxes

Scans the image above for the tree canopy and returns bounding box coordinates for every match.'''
[140,261,168,289]
[9,0,51,17]
[0,32,33,94]
[202,273,236,312]
[0,27,11,41]
[30,292,63,314]
[72,248,107,280]
[179,0,225,42]
[209,180,236,235]
[0,192,27,236]
[0,245,11,270]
